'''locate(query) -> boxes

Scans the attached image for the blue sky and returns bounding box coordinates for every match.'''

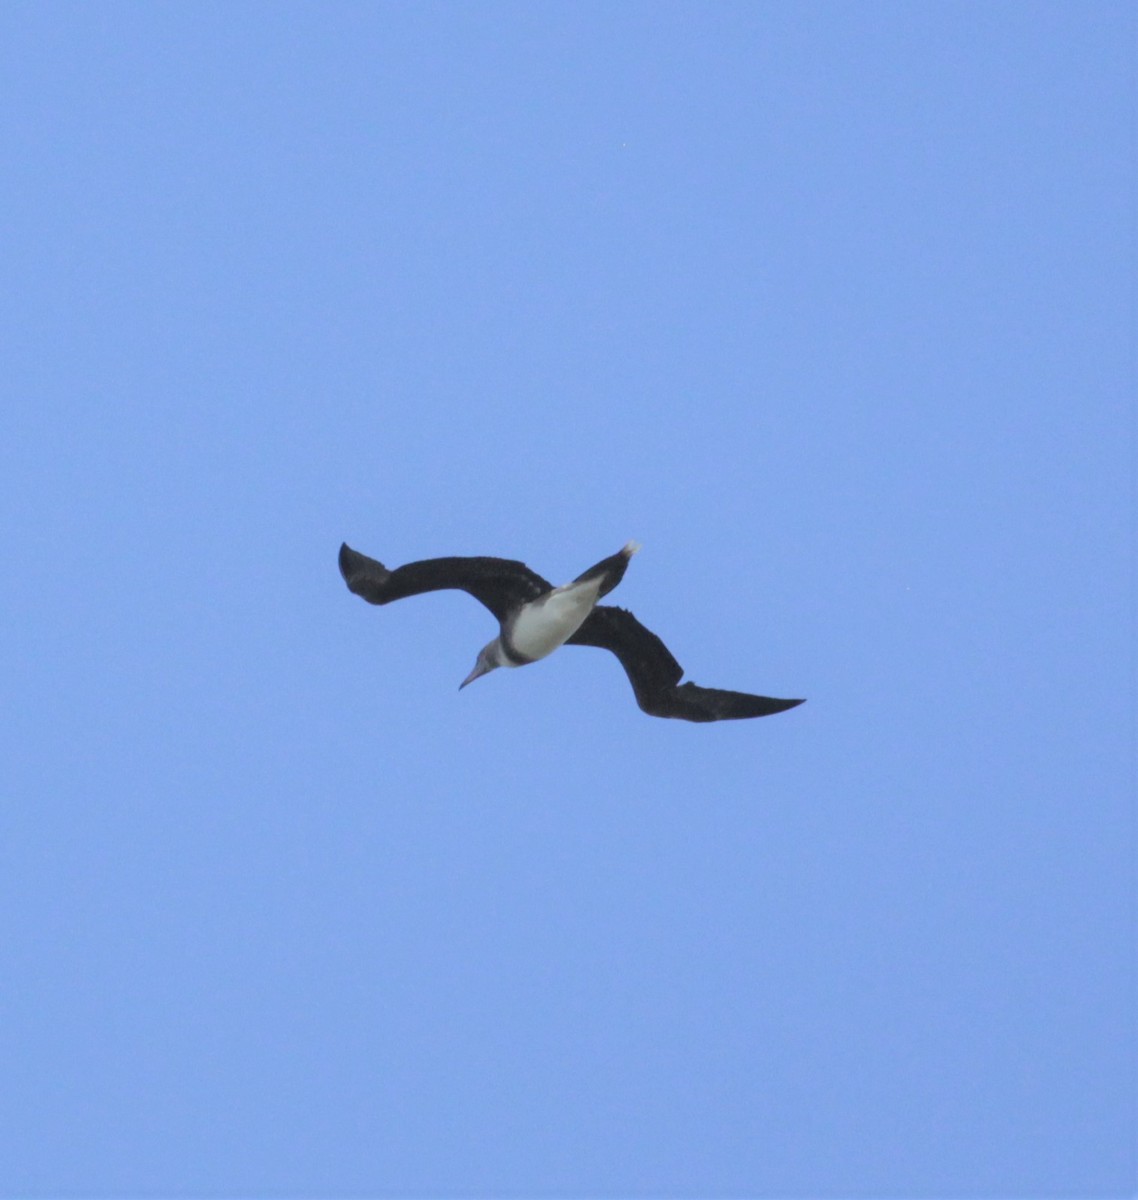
[1,3,1132,1196]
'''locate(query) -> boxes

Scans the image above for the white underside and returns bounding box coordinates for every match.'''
[506,576,605,663]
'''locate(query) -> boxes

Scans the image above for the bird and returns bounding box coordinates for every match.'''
[338,541,805,723]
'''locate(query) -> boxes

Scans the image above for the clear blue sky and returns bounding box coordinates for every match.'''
[1,3,1131,1196]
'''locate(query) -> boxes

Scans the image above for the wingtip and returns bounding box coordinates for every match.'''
[622,540,642,558]
[338,541,363,584]
[338,542,392,602]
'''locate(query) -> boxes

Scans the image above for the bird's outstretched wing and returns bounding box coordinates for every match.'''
[339,543,551,624]
[568,605,805,722]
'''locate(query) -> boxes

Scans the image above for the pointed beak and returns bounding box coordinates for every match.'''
[459,659,491,690]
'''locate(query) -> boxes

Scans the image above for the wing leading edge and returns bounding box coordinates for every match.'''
[338,543,551,623]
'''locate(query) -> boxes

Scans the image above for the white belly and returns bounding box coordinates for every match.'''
[507,578,603,662]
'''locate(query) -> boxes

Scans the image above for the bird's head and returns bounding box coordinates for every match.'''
[459,639,502,690]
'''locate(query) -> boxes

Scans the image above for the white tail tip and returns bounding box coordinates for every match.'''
[623,540,642,557]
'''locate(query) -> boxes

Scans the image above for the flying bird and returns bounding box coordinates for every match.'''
[338,541,805,723]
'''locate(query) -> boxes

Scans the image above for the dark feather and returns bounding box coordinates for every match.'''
[571,545,636,598]
[569,605,805,722]
[338,543,551,624]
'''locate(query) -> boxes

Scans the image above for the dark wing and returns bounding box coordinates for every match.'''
[568,605,806,723]
[339,543,552,624]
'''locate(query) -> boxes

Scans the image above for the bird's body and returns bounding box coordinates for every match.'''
[338,540,804,722]
[503,576,609,663]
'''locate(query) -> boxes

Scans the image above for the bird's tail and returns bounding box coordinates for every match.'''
[573,541,640,599]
